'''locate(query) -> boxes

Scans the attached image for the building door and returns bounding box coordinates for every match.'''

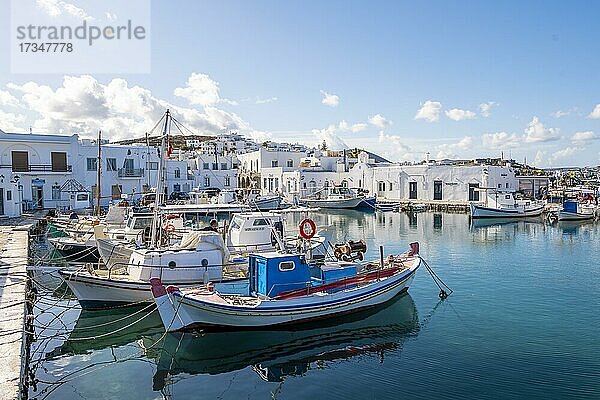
[433,180,443,200]
[0,188,4,215]
[468,183,480,201]
[123,158,134,173]
[111,184,122,200]
[409,182,417,199]
[32,186,44,209]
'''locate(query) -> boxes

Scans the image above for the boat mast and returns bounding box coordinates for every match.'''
[150,110,170,248]
[145,131,151,191]
[96,130,102,218]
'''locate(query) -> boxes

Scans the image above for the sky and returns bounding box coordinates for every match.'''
[1,0,599,167]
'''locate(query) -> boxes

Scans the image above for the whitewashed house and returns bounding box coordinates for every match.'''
[191,153,239,191]
[349,152,519,203]
[0,132,81,217]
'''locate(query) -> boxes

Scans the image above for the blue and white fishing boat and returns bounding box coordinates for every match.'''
[558,201,597,221]
[151,242,421,331]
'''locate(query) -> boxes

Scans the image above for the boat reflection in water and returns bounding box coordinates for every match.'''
[143,293,419,390]
[45,306,164,359]
[469,216,542,229]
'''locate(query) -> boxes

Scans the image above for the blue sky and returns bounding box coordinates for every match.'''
[1,0,599,167]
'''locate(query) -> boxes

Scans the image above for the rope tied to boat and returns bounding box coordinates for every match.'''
[419,256,453,300]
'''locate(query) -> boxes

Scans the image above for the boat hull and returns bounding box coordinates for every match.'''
[59,270,249,309]
[155,262,418,331]
[250,197,282,211]
[304,197,365,209]
[469,203,544,219]
[558,211,595,221]
[48,237,100,263]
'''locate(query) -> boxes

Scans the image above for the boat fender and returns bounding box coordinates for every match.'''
[166,285,180,294]
[408,242,419,256]
[299,218,316,239]
[150,278,167,298]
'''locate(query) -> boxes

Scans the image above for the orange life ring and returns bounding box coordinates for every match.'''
[299,218,316,239]
[165,223,176,233]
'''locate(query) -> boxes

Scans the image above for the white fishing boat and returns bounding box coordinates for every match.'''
[245,189,283,211]
[152,241,421,331]
[558,201,597,221]
[470,190,544,219]
[60,111,253,309]
[303,186,375,209]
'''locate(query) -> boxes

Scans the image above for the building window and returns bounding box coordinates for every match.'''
[149,162,158,170]
[224,176,231,187]
[409,182,418,199]
[287,159,293,167]
[468,183,480,201]
[87,158,97,171]
[271,160,278,167]
[106,158,117,171]
[173,184,181,192]
[11,151,29,172]
[203,162,209,170]
[175,168,181,179]
[263,178,267,188]
[51,152,67,172]
[232,163,238,169]
[204,177,210,187]
[6,191,11,201]
[183,183,190,192]
[212,163,219,170]
[388,182,393,191]
[51,184,61,200]
[378,181,385,192]
[221,162,228,170]
[433,180,442,201]
[506,182,509,189]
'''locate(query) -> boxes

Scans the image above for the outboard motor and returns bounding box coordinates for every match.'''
[333,239,367,261]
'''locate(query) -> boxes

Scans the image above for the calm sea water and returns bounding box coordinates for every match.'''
[30,211,600,399]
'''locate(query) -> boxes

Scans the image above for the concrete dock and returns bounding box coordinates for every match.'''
[0,223,32,400]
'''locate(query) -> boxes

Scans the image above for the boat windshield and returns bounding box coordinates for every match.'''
[132,217,153,229]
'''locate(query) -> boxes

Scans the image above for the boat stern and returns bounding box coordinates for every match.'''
[150,278,186,332]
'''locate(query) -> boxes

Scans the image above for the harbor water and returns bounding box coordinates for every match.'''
[30,211,600,399]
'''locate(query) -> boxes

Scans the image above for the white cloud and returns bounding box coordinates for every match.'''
[105,12,117,20]
[548,147,581,166]
[435,136,473,159]
[6,74,253,141]
[479,102,497,118]
[376,132,417,162]
[445,108,476,121]
[368,114,391,128]
[481,132,521,150]
[523,116,560,143]
[248,130,272,143]
[0,90,20,107]
[587,104,600,119]
[415,100,442,122]
[572,131,598,143]
[320,90,339,107]
[36,0,93,20]
[0,110,26,132]
[174,73,226,106]
[551,110,569,119]
[255,96,278,104]
[312,125,348,150]
[338,120,367,133]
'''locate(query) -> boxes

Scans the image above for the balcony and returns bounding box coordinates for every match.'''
[118,168,145,178]
[1,164,72,173]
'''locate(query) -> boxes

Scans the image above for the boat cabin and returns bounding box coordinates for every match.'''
[249,252,358,298]
[226,212,284,252]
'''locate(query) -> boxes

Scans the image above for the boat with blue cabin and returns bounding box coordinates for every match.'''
[152,242,421,331]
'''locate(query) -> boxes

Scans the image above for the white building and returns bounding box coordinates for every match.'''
[191,153,239,191]
[197,133,260,155]
[0,132,80,217]
[349,152,519,203]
